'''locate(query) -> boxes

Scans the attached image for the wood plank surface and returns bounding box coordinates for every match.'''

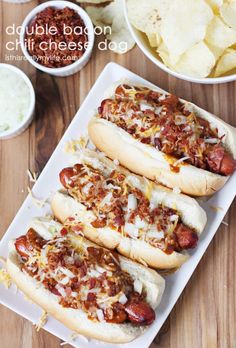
[0,1,235,348]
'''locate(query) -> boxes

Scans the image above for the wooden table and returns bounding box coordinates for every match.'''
[0,1,235,347]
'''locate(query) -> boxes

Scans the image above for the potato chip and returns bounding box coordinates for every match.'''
[220,1,236,31]
[207,43,224,60]
[86,0,135,54]
[147,33,162,48]
[161,0,213,64]
[147,33,157,48]
[214,49,236,76]
[205,16,236,49]
[173,41,216,77]
[127,0,170,35]
[157,43,174,69]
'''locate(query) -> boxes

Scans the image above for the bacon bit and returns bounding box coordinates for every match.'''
[65,287,72,297]
[71,225,84,234]
[87,292,96,302]
[51,287,61,296]
[68,217,75,222]
[26,7,88,68]
[60,228,68,236]
[89,278,96,290]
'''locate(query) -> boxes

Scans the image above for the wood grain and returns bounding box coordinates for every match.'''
[0,2,235,348]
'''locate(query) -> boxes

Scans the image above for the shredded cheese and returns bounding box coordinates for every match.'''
[144,179,153,200]
[35,310,48,332]
[27,169,38,183]
[173,156,190,167]
[27,187,47,208]
[0,268,11,288]
[65,136,89,154]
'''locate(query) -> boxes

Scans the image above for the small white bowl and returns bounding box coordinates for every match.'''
[3,0,31,3]
[20,1,95,77]
[123,0,236,84]
[0,64,35,140]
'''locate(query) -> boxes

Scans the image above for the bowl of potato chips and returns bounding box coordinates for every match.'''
[124,0,236,84]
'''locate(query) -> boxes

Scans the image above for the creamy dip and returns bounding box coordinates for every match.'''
[0,67,31,134]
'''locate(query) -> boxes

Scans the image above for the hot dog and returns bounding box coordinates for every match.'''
[7,218,165,343]
[51,149,207,269]
[88,83,236,196]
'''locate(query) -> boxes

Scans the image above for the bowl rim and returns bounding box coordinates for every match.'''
[20,0,95,74]
[123,0,236,85]
[0,63,35,139]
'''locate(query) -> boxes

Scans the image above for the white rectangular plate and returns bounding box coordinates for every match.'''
[0,62,235,348]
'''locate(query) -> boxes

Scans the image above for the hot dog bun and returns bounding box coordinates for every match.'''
[51,150,207,269]
[88,82,236,196]
[7,218,165,343]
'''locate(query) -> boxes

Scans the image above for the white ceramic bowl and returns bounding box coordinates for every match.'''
[123,0,236,84]
[0,64,35,140]
[3,0,31,3]
[20,1,95,77]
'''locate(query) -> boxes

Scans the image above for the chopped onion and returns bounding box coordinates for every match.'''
[82,182,93,195]
[134,216,147,229]
[147,229,164,240]
[173,156,190,166]
[106,183,121,190]
[134,280,143,294]
[95,265,107,274]
[88,269,101,278]
[133,118,142,127]
[88,287,100,294]
[170,214,179,222]
[56,267,74,279]
[140,102,154,112]
[119,293,128,305]
[60,276,70,285]
[159,94,167,101]
[124,223,139,239]
[183,125,191,132]
[127,194,137,212]
[204,138,219,144]
[56,286,66,298]
[64,256,74,265]
[71,291,78,297]
[175,115,187,125]
[100,192,113,207]
[155,106,163,114]
[96,309,105,322]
